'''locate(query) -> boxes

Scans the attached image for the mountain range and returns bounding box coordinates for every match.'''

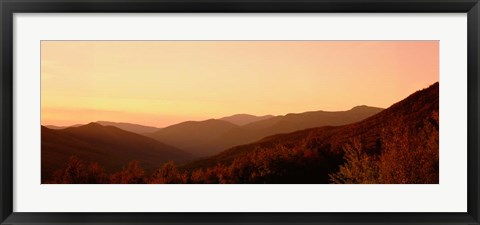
[45,121,160,135]
[41,122,192,181]
[42,105,384,181]
[45,106,382,159]
[147,106,383,156]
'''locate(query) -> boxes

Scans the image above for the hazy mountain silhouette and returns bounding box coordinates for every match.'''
[194,106,383,156]
[41,122,191,181]
[148,107,382,157]
[45,124,82,129]
[45,125,68,130]
[182,83,439,184]
[46,121,159,135]
[147,119,239,156]
[96,121,160,134]
[243,105,383,130]
[219,114,274,126]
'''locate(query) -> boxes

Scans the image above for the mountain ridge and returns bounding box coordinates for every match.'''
[198,105,384,156]
[41,122,192,182]
[147,119,239,156]
[95,121,160,134]
[219,114,274,126]
[148,106,383,157]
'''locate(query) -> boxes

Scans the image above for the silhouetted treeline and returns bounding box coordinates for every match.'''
[45,142,332,184]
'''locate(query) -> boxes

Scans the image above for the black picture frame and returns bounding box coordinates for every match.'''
[1,0,479,224]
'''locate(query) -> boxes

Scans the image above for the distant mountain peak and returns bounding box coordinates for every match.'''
[94,121,160,134]
[67,122,118,132]
[44,125,64,130]
[219,114,274,126]
[229,113,251,116]
[349,105,384,112]
[84,122,103,128]
[351,105,369,109]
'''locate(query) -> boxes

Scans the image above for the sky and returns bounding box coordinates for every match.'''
[41,41,439,128]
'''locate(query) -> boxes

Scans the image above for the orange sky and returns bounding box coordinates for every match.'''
[41,41,438,128]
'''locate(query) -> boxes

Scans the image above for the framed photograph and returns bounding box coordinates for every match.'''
[1,0,479,224]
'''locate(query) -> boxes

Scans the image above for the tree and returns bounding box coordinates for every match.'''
[379,114,439,184]
[110,160,145,184]
[87,162,108,184]
[60,155,88,184]
[329,139,379,184]
[150,161,184,184]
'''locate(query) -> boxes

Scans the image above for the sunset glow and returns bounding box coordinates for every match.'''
[41,41,438,127]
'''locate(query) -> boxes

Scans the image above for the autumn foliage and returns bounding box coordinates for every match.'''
[46,142,332,184]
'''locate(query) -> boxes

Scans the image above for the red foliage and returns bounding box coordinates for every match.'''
[110,160,146,184]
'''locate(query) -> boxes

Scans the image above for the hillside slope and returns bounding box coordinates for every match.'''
[147,119,238,157]
[42,123,191,181]
[149,107,383,157]
[96,121,160,134]
[196,105,384,156]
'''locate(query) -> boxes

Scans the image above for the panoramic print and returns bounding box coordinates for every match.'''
[41,41,439,184]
